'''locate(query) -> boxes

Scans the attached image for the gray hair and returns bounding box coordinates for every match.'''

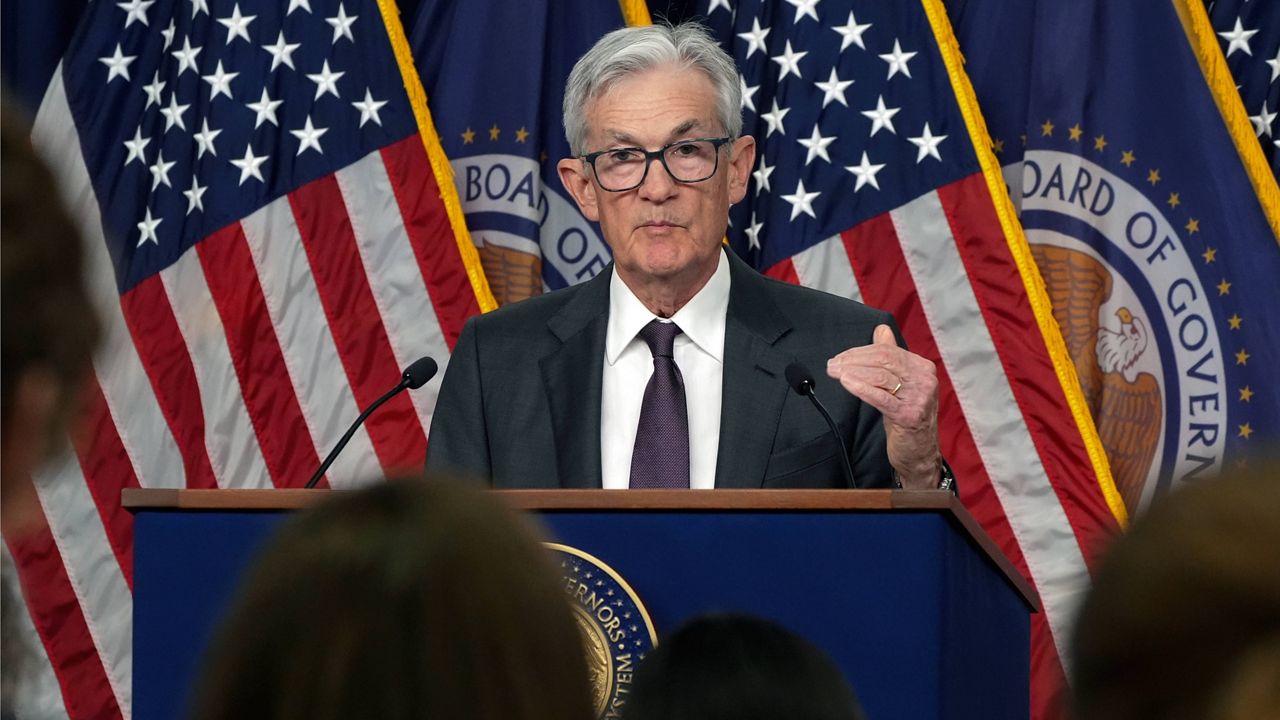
[562,22,742,156]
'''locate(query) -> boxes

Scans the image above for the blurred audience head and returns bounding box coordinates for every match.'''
[623,613,867,720]
[1,98,102,717]
[1204,634,1280,720]
[1070,461,1280,720]
[193,476,594,720]
[1,101,100,533]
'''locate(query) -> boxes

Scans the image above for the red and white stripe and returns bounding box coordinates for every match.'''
[2,544,71,719]
[789,233,864,304]
[159,253,273,489]
[8,65,481,719]
[336,152,451,439]
[768,174,1120,718]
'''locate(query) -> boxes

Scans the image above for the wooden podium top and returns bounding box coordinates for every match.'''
[123,487,1037,609]
[124,487,948,510]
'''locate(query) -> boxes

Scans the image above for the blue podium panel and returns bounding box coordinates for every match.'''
[540,511,1028,720]
[132,500,1029,720]
[133,511,284,720]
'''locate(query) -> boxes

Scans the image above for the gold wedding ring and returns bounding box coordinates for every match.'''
[890,380,903,396]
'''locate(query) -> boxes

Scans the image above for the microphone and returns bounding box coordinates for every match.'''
[304,356,438,488]
[784,362,858,489]
[401,356,439,390]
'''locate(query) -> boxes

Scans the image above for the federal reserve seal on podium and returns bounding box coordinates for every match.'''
[547,544,657,719]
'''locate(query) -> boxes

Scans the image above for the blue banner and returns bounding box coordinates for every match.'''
[410,1,643,303]
[951,0,1280,512]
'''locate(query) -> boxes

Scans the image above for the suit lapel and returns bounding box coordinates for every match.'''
[715,252,794,488]
[540,267,612,488]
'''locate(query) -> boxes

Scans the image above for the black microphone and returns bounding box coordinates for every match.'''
[304,356,438,488]
[784,362,858,490]
[401,356,439,390]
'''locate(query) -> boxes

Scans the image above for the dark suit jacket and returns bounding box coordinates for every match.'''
[427,249,897,488]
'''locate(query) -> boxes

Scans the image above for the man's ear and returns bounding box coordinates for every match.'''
[726,135,756,205]
[557,158,600,222]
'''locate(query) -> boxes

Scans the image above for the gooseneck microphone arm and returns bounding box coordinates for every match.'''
[304,356,438,489]
[784,362,858,490]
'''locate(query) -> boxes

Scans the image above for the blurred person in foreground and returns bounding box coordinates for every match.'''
[0,104,101,537]
[191,476,594,720]
[1070,462,1280,720]
[623,614,868,720]
[1,103,102,717]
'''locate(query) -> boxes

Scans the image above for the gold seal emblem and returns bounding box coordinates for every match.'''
[547,544,657,719]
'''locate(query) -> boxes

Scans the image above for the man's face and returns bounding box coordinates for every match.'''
[558,66,755,290]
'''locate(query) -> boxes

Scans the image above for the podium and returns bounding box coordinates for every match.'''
[124,488,1037,720]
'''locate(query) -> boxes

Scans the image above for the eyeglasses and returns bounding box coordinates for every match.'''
[580,137,733,192]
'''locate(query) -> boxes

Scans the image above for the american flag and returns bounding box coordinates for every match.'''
[700,0,1123,716]
[1207,0,1280,180]
[5,0,491,717]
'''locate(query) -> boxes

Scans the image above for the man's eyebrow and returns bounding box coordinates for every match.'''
[667,120,702,140]
[604,130,642,147]
[602,120,706,148]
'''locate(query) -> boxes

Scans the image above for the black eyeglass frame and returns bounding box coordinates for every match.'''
[580,136,734,192]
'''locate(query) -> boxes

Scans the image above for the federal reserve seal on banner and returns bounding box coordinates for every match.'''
[547,544,657,719]
[1008,148,1228,510]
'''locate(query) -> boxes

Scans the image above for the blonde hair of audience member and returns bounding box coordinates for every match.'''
[192,476,594,720]
[1070,462,1280,720]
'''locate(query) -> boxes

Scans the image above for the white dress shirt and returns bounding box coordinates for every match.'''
[601,252,730,489]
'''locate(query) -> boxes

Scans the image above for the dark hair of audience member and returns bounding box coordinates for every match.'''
[0,104,100,449]
[1070,461,1280,720]
[1205,634,1280,720]
[1,100,103,713]
[1,102,101,513]
[623,614,868,720]
[192,476,594,720]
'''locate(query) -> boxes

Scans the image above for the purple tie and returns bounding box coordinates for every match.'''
[629,320,690,489]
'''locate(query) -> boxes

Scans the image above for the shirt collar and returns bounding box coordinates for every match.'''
[605,249,730,365]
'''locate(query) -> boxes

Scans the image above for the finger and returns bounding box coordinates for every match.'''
[827,343,898,371]
[873,323,897,347]
[831,345,937,387]
[833,375,900,414]
[826,364,901,395]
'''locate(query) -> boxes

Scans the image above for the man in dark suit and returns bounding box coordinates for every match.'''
[428,23,944,491]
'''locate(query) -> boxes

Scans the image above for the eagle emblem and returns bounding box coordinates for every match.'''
[1031,244,1163,513]
[477,239,544,306]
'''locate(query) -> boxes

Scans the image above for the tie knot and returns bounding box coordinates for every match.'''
[638,319,681,358]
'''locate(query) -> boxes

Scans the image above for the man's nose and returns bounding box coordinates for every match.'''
[637,155,678,201]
